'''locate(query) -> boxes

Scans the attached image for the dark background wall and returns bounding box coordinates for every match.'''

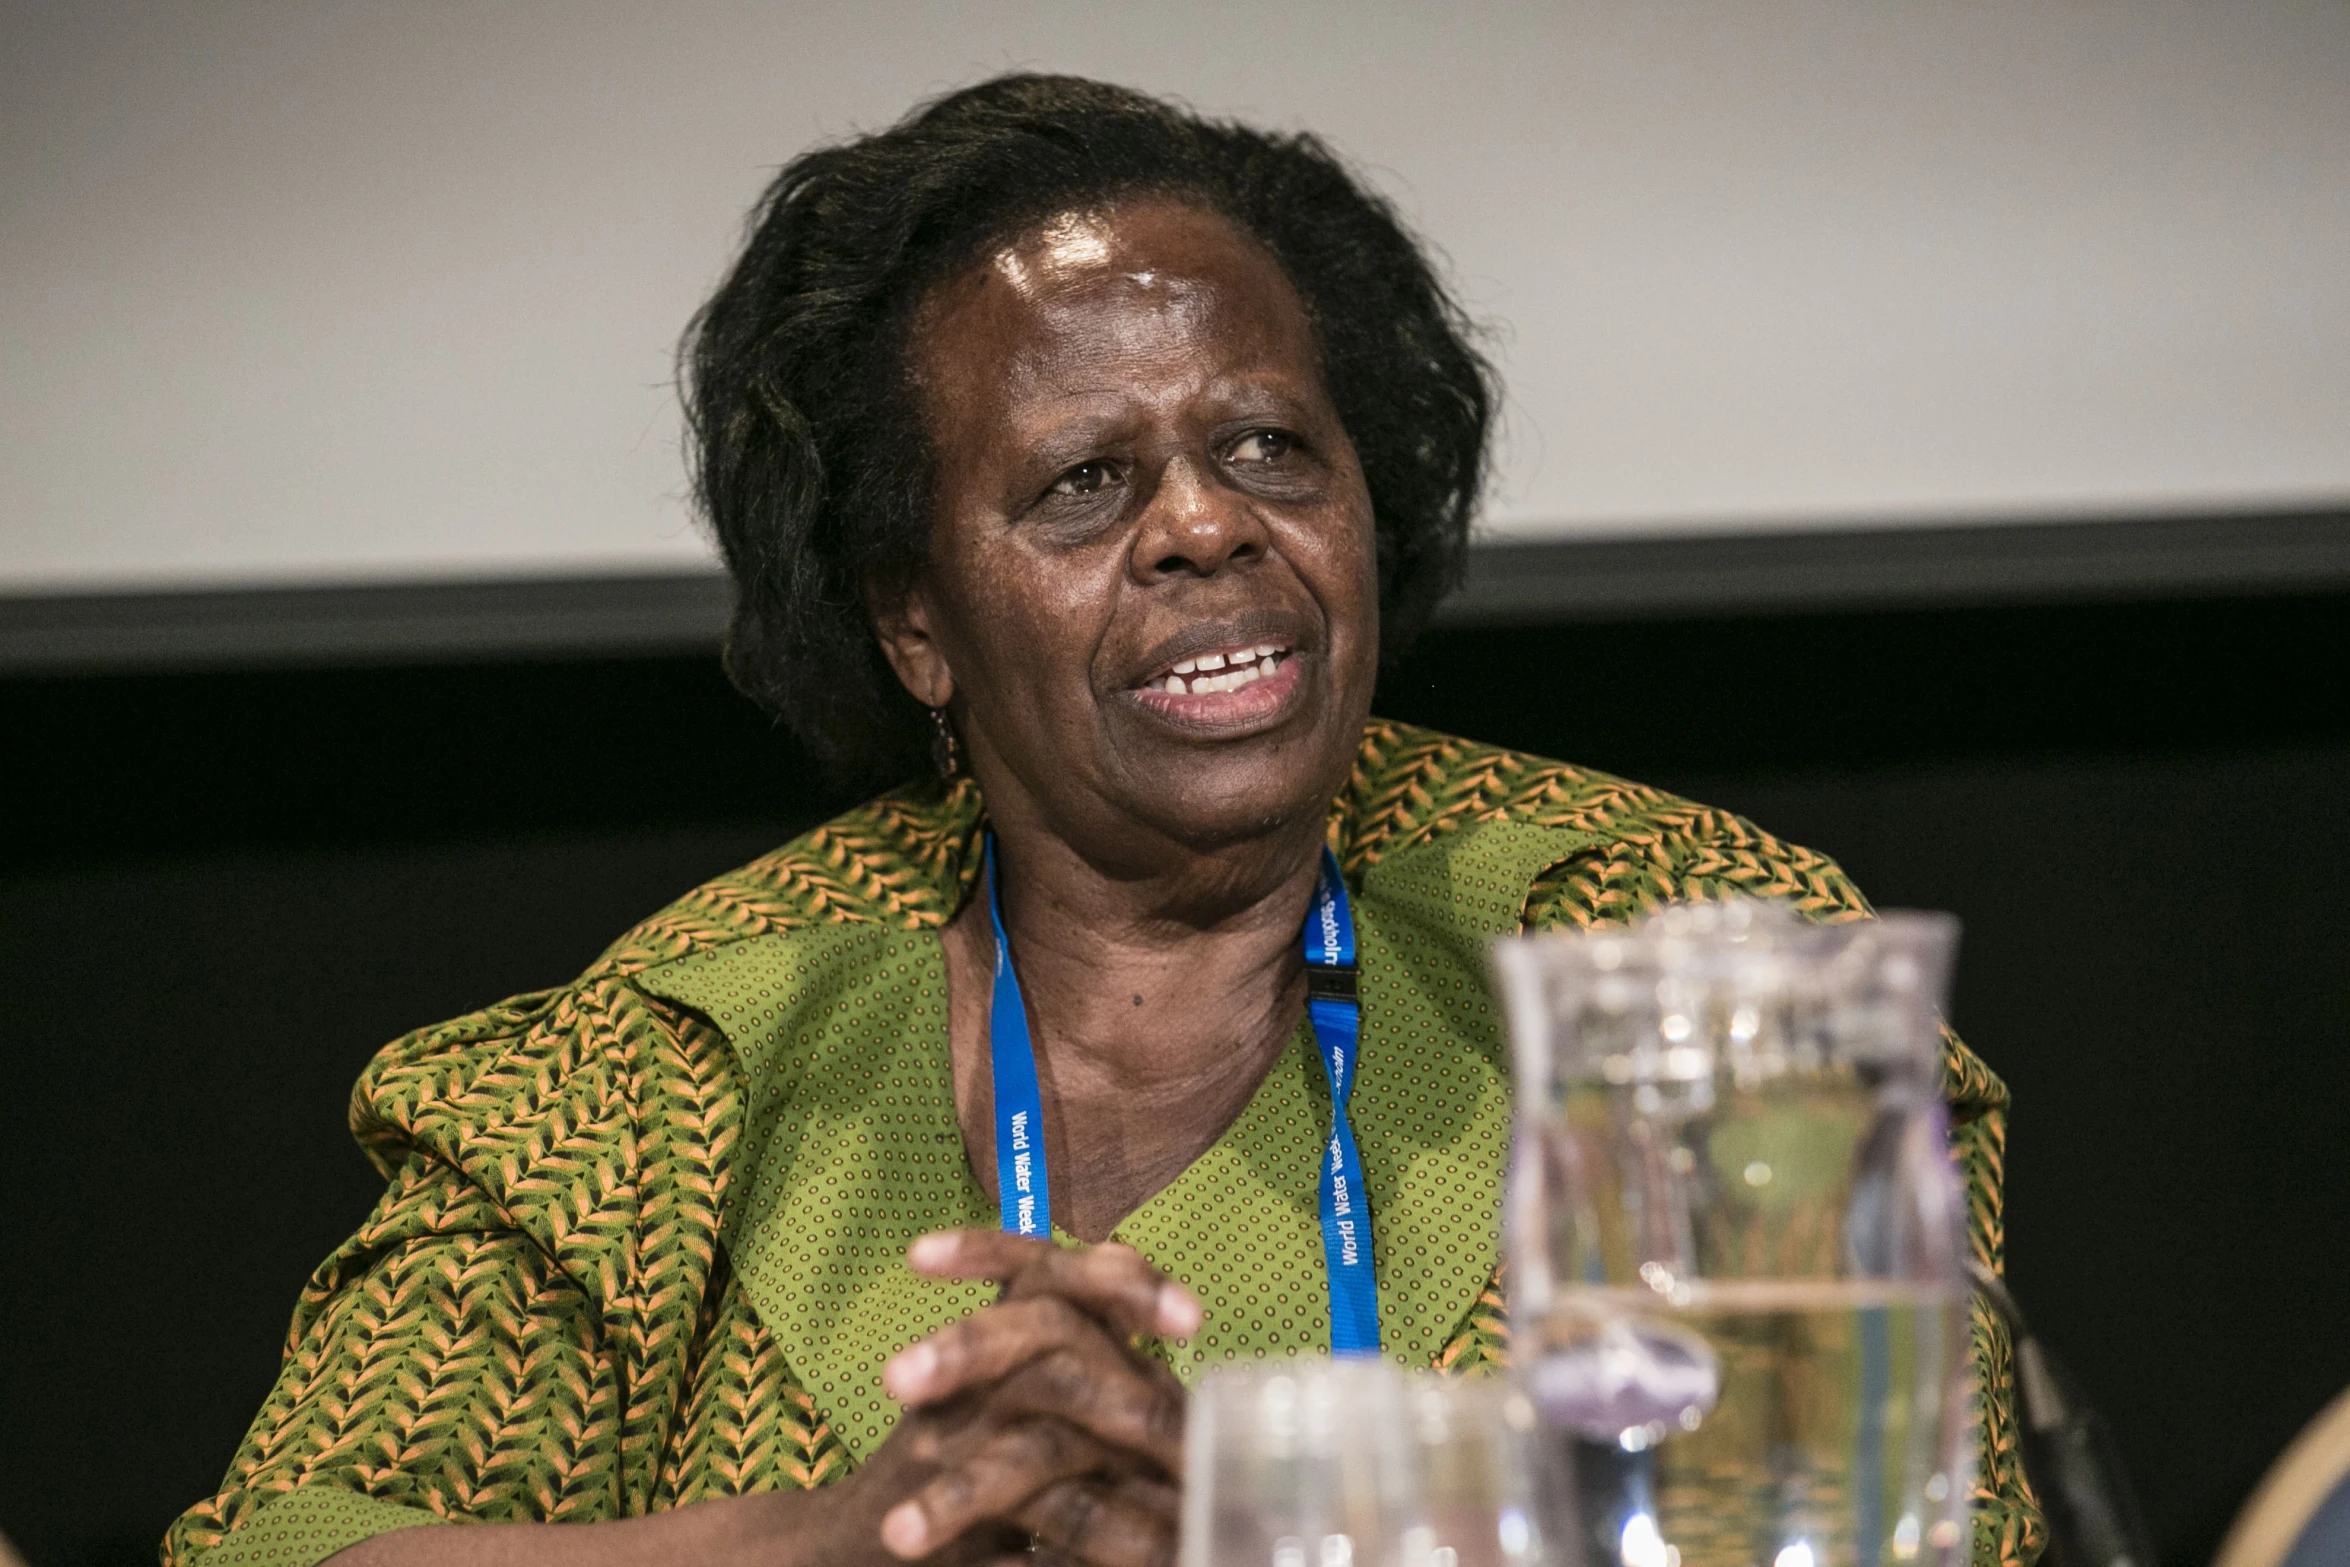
[4,590,2346,1567]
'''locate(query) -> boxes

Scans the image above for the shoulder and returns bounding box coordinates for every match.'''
[1336,718,1870,928]
[587,779,986,978]
[1341,720,2006,1122]
[351,781,983,1192]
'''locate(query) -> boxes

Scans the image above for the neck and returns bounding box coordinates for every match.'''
[987,807,1326,1080]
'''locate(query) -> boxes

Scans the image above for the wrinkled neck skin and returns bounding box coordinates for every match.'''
[941,794,1330,1244]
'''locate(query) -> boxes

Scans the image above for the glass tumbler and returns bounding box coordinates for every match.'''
[1492,899,1976,1567]
[1181,1360,1548,1567]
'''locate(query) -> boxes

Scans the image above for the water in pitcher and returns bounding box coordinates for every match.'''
[1492,899,1977,1567]
[1524,1280,1972,1567]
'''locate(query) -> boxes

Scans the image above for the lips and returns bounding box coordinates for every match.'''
[1126,636,1305,727]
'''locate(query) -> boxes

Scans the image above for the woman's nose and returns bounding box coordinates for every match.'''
[1132,459,1267,580]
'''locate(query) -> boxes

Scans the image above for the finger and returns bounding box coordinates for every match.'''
[986,1341,1187,1475]
[885,1294,1182,1442]
[996,1245,1203,1342]
[908,1228,1058,1280]
[908,1231,1202,1340]
[891,1398,993,1465]
[884,1306,1185,1475]
[1021,1476,1181,1567]
[885,1293,1089,1404]
[879,1417,1110,1560]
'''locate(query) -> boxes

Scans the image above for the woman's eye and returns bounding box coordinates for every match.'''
[1229,429,1298,464]
[1047,460,1119,497]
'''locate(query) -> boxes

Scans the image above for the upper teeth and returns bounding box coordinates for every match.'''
[1160,644,1284,695]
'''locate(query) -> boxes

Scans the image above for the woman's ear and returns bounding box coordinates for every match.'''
[869,581,956,711]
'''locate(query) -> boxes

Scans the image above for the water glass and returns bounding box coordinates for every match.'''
[1181,1360,1546,1567]
[1493,898,1976,1567]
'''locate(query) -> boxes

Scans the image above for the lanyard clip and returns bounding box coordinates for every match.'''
[1304,962,1359,1003]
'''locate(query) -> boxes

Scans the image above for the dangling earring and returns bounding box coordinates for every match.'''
[930,707,961,779]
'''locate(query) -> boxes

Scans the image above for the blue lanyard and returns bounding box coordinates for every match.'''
[982,835,1381,1355]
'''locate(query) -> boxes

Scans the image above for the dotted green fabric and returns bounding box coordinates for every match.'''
[160,719,2041,1567]
[196,1488,442,1565]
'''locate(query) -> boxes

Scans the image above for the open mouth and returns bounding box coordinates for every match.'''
[1141,641,1293,696]
[1127,638,1304,727]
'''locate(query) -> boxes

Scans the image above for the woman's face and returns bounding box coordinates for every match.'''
[880,199,1378,866]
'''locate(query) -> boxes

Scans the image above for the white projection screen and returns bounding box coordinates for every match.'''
[4,0,2347,594]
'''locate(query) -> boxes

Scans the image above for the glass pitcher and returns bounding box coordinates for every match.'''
[1492,898,1975,1567]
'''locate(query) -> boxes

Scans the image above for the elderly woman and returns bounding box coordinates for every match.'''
[166,76,2040,1567]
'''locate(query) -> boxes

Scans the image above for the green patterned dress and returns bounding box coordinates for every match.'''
[162,720,2045,1567]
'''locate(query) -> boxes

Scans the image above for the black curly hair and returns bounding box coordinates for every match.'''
[683,73,1495,791]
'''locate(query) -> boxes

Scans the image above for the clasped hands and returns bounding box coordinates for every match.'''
[849,1229,1202,1567]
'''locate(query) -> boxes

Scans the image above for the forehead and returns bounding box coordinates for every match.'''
[911,200,1317,396]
